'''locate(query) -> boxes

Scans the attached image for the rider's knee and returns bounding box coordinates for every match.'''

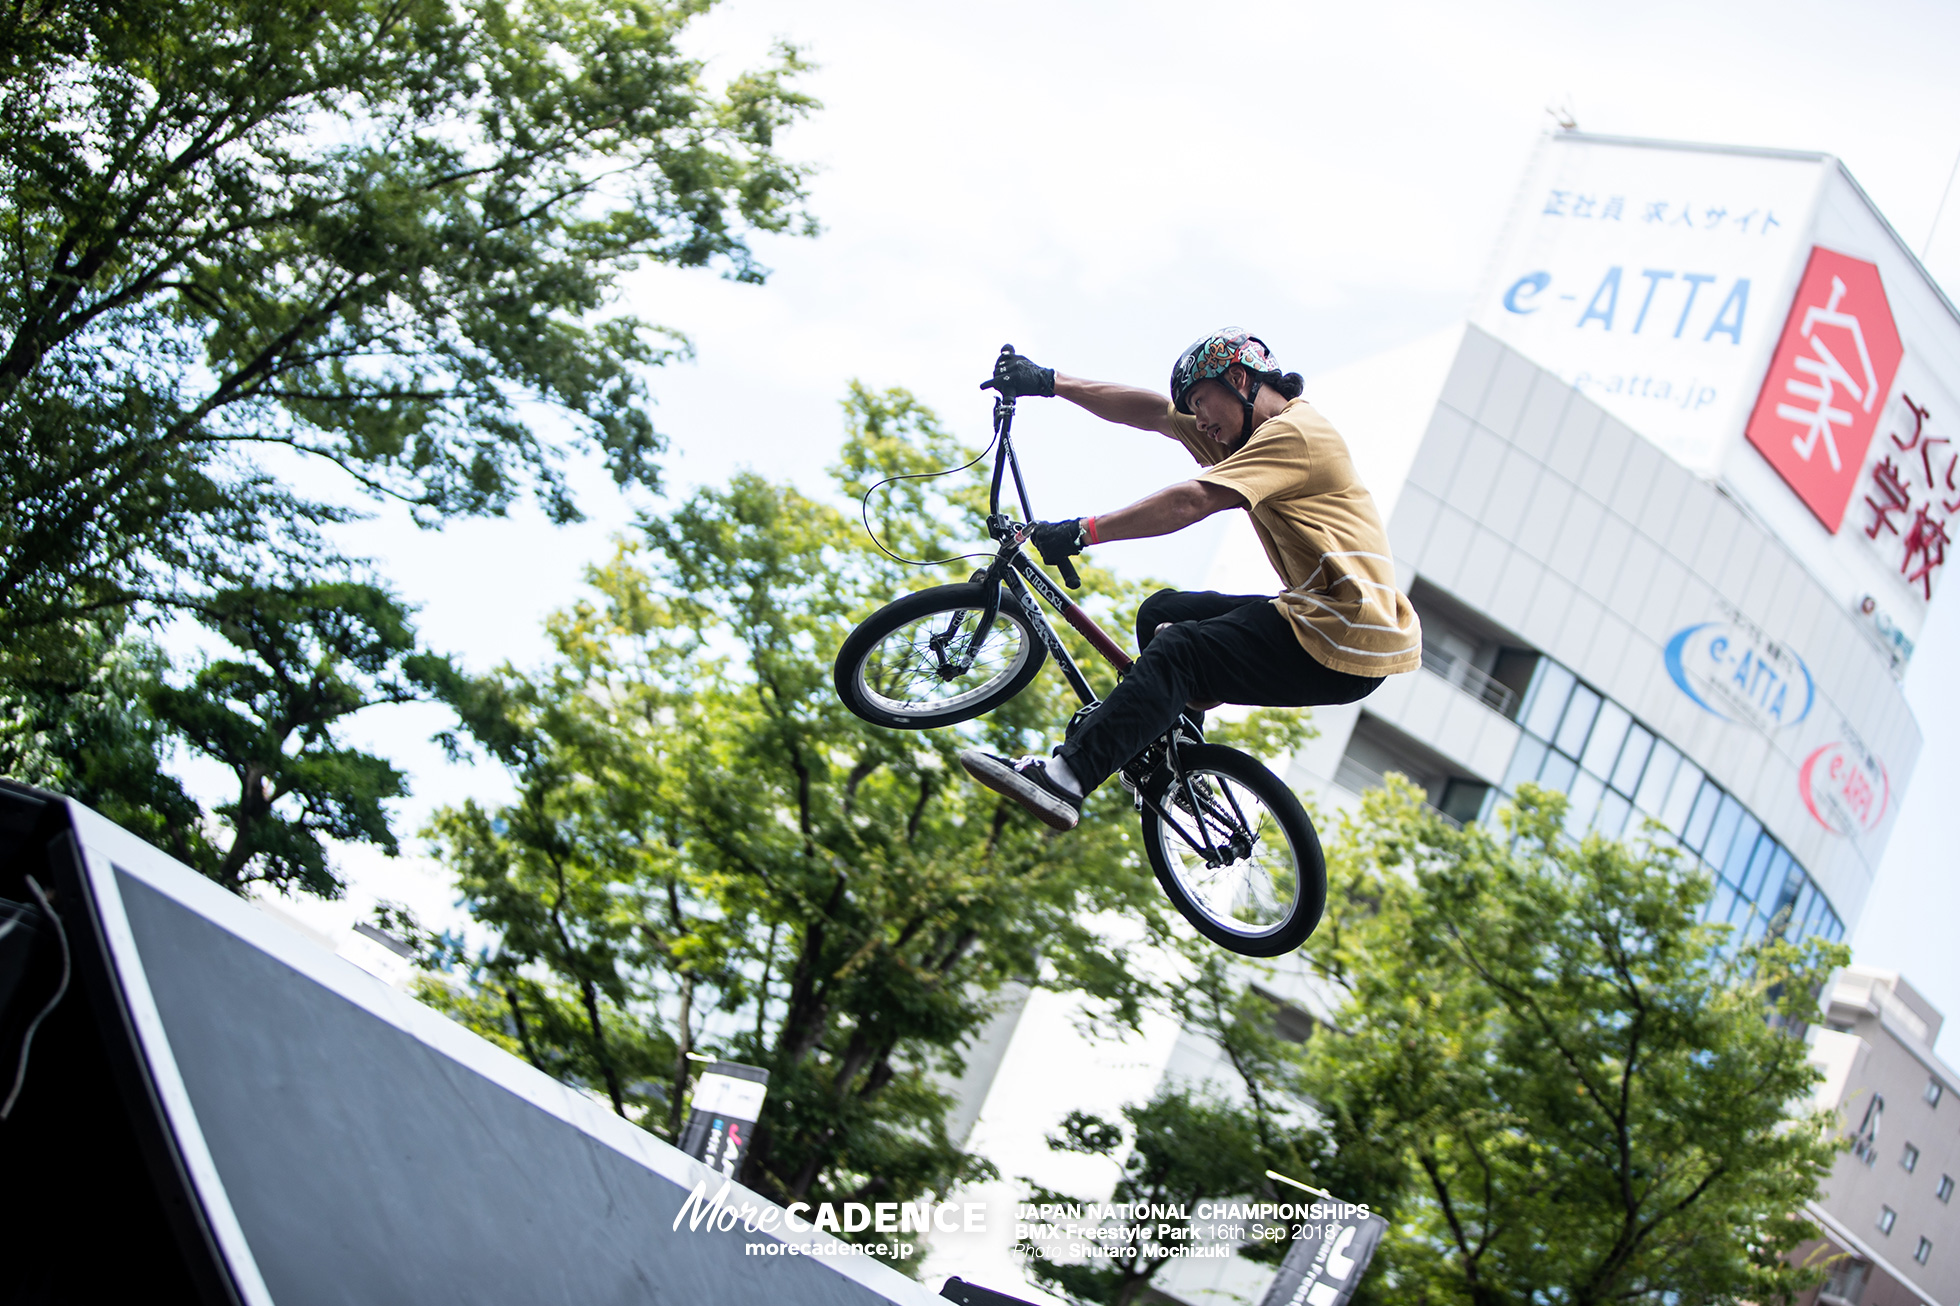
[1136,589,1181,645]
[1142,618,1202,662]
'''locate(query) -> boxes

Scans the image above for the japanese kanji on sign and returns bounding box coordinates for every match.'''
[1860,394,1954,601]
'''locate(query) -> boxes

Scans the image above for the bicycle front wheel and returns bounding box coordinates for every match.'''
[834,583,1048,730]
[1139,743,1325,957]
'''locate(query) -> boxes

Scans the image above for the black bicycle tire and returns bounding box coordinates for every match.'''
[1139,743,1326,956]
[834,583,1049,730]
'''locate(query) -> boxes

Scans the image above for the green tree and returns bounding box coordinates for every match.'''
[409,386,1187,1250]
[0,0,816,667]
[1299,779,1844,1306]
[153,578,461,896]
[0,618,211,864]
[1014,783,1846,1306]
[0,576,457,898]
[1,0,816,898]
[1024,1094,1267,1306]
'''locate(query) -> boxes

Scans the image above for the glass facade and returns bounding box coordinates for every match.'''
[1490,658,1846,946]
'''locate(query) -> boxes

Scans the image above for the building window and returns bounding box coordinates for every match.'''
[1251,984,1316,1044]
[1823,1256,1871,1302]
[1938,1174,1953,1204]
[1878,1206,1897,1234]
[1499,656,1844,946]
[1853,1095,1885,1165]
[1915,1237,1932,1265]
[1904,1142,1921,1172]
[1927,1078,1944,1107]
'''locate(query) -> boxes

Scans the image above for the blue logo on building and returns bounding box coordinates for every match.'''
[1499,267,1750,343]
[1664,621,1815,731]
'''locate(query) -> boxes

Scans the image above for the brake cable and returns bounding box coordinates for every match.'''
[856,430,1002,569]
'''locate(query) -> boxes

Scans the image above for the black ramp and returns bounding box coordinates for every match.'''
[108,861,931,1306]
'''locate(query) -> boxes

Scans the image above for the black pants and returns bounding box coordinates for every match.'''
[1055,590,1383,792]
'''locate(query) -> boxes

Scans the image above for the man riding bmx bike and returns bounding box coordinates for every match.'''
[958,329,1424,830]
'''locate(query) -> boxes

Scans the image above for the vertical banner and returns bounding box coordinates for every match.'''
[677,1060,769,1179]
[1257,1212,1388,1306]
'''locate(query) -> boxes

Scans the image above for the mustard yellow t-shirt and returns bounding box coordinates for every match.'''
[1169,398,1422,677]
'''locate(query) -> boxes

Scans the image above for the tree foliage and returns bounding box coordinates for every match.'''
[1298,779,1844,1306]
[405,386,1194,1249]
[1015,781,1844,1306]
[0,0,817,896]
[0,618,209,858]
[0,577,455,897]
[0,0,814,666]
[156,579,460,895]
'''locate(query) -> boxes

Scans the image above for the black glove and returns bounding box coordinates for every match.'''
[980,344,1055,398]
[1028,518,1086,566]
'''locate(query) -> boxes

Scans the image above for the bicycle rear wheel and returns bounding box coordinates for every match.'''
[1138,743,1325,957]
[835,582,1047,730]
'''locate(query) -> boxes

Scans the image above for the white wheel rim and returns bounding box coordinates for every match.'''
[1153,769,1300,935]
[859,608,1034,717]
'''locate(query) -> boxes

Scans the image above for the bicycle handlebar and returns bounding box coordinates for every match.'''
[1056,556,1081,590]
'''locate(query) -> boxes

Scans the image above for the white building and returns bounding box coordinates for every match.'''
[932,132,1960,1305]
[1804,967,1960,1306]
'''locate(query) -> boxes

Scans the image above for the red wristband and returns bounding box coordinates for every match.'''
[1084,515,1100,545]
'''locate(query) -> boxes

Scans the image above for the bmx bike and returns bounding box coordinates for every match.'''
[832,391,1325,957]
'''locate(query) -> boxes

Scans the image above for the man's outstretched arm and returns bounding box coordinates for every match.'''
[983,346,1177,436]
[1089,479,1247,542]
[1026,479,1245,571]
[1054,373,1178,435]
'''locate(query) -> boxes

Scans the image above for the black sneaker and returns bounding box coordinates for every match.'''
[958,750,1082,831]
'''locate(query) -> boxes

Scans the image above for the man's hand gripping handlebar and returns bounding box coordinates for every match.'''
[997,518,1082,590]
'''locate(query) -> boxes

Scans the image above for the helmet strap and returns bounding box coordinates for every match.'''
[1235,371,1265,444]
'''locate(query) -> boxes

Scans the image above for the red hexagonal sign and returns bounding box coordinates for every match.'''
[1745,246,1904,533]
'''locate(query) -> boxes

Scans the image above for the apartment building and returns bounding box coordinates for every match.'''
[1802,968,1960,1306]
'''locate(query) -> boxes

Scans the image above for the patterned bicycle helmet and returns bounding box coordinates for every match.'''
[1169,329,1279,415]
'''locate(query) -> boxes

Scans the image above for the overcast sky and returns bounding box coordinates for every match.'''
[253,0,1960,1057]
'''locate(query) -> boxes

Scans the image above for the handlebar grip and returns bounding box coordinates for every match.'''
[1058,557,1081,590]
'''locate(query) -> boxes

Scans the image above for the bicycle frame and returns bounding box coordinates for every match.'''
[922,396,1257,871]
